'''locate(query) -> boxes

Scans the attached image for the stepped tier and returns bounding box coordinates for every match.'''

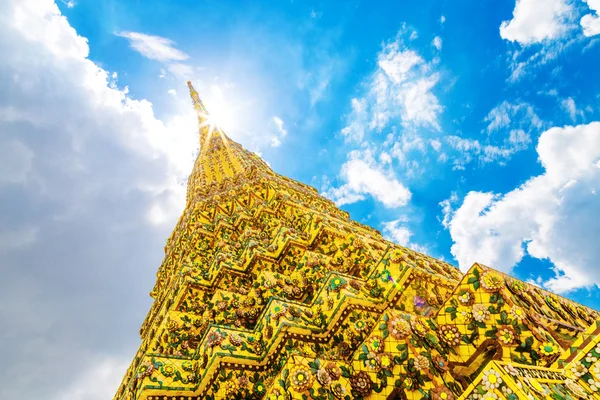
[113,83,600,400]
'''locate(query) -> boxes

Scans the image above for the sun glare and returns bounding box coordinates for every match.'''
[203,85,236,133]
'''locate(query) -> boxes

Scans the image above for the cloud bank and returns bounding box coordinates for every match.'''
[444,121,600,294]
[0,0,196,398]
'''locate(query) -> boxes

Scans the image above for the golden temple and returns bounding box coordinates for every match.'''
[113,82,600,400]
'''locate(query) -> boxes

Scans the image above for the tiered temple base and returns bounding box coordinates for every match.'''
[113,83,600,400]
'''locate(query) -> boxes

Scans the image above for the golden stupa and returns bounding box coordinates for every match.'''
[113,82,600,400]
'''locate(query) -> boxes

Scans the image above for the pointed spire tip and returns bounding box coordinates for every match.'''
[188,81,208,115]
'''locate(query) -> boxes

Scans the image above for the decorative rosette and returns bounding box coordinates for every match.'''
[388,314,411,340]
[431,384,455,400]
[480,270,504,292]
[366,335,385,353]
[316,368,332,386]
[457,289,475,306]
[481,368,502,391]
[349,371,373,397]
[160,363,176,377]
[410,317,429,337]
[439,324,461,347]
[472,304,490,323]
[205,330,223,348]
[539,341,559,358]
[325,362,342,380]
[413,355,430,371]
[289,365,314,392]
[496,325,517,345]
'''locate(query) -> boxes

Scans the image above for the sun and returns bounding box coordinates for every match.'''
[203,85,237,134]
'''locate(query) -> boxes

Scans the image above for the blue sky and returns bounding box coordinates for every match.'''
[1,0,600,398]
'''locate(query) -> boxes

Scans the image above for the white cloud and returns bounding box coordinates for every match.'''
[500,0,573,45]
[272,116,287,136]
[115,31,189,62]
[581,0,600,36]
[439,192,458,229]
[380,152,392,164]
[440,15,446,24]
[390,136,426,164]
[0,226,39,251]
[499,0,583,80]
[485,105,511,132]
[444,101,540,168]
[295,45,342,106]
[167,62,196,79]
[0,1,198,398]
[445,130,531,169]
[269,116,287,147]
[561,96,581,121]
[432,36,443,50]
[562,97,576,120]
[115,32,199,81]
[444,121,600,293]
[508,128,531,146]
[270,136,281,148]
[323,150,411,208]
[383,218,412,245]
[332,31,442,208]
[57,357,130,400]
[167,88,176,96]
[340,98,368,142]
[378,49,422,83]
[398,74,441,128]
[383,217,429,253]
[484,101,542,133]
[0,138,34,185]
[341,34,442,142]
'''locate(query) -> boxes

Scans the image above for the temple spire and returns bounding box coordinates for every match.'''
[187,81,208,118]
[187,81,217,148]
[183,80,271,202]
[114,77,600,400]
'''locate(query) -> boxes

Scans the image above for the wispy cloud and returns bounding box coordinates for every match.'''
[115,31,189,62]
[561,96,582,121]
[115,31,200,81]
[167,63,197,79]
[484,101,542,133]
[445,131,532,169]
[381,217,428,253]
[442,100,541,169]
[269,116,287,147]
[272,116,287,137]
[325,29,443,208]
[341,31,442,142]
